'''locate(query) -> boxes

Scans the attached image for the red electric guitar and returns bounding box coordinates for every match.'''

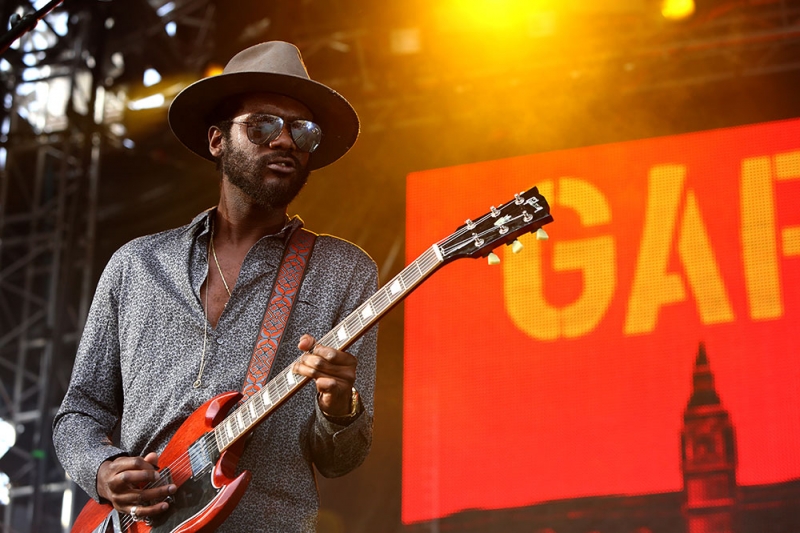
[72,185,554,533]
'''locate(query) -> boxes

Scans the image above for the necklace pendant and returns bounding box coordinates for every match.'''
[193,379,201,388]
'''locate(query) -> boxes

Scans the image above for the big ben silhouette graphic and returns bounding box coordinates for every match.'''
[681,343,737,533]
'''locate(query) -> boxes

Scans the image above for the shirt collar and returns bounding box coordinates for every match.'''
[187,207,305,245]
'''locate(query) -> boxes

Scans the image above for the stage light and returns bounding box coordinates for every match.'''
[438,0,556,32]
[128,93,165,110]
[662,0,695,20]
[0,473,9,506]
[156,1,176,17]
[0,419,14,459]
[48,9,69,36]
[61,486,73,528]
[166,21,176,36]
[204,63,224,78]
[143,68,162,87]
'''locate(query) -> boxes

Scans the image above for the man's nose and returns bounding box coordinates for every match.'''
[268,124,296,150]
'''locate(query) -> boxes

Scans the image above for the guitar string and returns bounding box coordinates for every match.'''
[116,357,310,525]
[438,211,537,256]
[436,197,539,249]
[116,208,543,528]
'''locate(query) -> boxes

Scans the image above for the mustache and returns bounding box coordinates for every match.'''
[260,150,302,169]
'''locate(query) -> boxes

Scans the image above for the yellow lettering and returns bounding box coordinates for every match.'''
[624,165,686,335]
[625,164,733,334]
[504,178,616,340]
[741,156,783,319]
[677,191,734,324]
[775,151,800,258]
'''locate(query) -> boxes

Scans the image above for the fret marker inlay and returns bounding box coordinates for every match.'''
[390,279,402,295]
[361,303,374,319]
[337,325,348,341]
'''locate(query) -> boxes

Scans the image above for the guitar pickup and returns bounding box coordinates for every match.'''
[188,434,216,478]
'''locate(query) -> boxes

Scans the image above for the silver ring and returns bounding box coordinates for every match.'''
[130,505,140,522]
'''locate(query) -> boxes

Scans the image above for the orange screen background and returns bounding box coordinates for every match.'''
[402,118,800,524]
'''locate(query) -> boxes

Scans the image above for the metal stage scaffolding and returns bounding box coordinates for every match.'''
[0,1,215,531]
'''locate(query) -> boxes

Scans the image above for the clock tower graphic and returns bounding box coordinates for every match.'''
[681,343,737,533]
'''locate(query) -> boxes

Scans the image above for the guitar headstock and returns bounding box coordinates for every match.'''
[437,185,553,264]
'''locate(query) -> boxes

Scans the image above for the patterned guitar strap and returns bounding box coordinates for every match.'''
[239,227,316,403]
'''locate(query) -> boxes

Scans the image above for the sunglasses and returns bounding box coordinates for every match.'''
[227,114,322,153]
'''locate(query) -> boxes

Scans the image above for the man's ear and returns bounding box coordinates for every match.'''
[208,126,224,158]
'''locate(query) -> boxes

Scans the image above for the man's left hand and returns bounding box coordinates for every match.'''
[295,334,357,416]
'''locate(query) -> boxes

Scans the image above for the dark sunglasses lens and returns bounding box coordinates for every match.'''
[246,117,283,145]
[290,120,322,153]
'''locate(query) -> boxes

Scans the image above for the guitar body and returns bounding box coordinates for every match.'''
[71,391,252,533]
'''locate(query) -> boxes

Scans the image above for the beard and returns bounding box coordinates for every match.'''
[220,143,310,210]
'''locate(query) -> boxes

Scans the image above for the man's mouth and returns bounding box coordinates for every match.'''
[265,156,298,174]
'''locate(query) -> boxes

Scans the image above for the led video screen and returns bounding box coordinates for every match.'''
[403,118,800,527]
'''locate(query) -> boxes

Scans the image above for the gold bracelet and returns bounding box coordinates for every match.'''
[317,387,359,421]
[348,387,360,416]
[320,387,360,419]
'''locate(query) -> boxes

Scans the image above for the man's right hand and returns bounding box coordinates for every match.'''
[96,452,177,520]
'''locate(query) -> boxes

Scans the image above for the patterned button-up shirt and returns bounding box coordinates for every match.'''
[53,209,378,532]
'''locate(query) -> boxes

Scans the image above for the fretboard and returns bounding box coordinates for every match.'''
[213,244,444,452]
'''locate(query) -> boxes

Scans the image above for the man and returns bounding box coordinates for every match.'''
[53,41,378,532]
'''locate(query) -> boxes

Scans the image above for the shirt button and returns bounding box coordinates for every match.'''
[216,337,224,345]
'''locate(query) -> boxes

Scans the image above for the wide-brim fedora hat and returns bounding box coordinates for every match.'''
[168,41,359,170]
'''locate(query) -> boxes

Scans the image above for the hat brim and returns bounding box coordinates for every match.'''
[168,72,359,170]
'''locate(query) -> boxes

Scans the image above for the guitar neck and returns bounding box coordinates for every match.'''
[213,244,444,452]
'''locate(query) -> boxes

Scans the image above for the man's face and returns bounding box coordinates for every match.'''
[217,93,313,210]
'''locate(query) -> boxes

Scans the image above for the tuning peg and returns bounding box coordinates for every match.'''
[511,240,523,253]
[487,252,501,265]
[536,228,549,241]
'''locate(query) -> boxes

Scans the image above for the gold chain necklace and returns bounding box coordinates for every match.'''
[194,224,232,388]
[210,230,232,297]
[194,239,211,388]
